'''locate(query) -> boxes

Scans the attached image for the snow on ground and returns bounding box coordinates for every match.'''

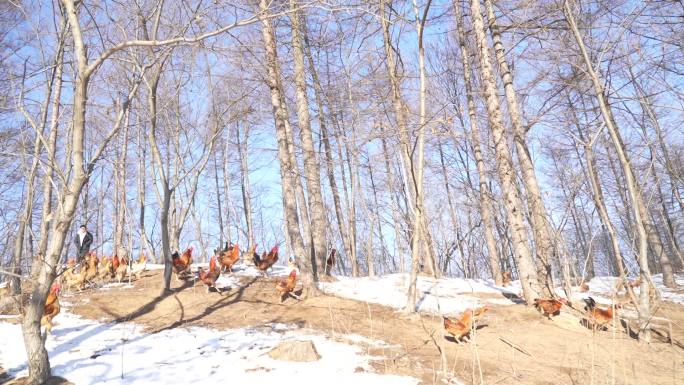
[318,273,684,316]
[0,311,419,385]
[318,273,518,316]
[580,274,684,305]
[145,261,292,278]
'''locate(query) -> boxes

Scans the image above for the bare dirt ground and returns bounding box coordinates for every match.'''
[9,270,684,385]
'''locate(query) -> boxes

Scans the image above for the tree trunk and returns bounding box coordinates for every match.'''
[301,24,352,275]
[288,1,328,276]
[145,65,175,291]
[564,0,654,340]
[258,0,317,293]
[213,151,225,248]
[11,25,67,293]
[484,0,554,295]
[453,0,502,285]
[236,124,255,249]
[24,1,142,380]
[380,129,407,273]
[379,0,432,312]
[630,68,680,283]
[331,114,359,276]
[469,0,540,303]
[114,108,130,254]
[37,37,65,259]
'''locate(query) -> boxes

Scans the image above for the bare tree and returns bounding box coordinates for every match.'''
[468,0,541,303]
[257,0,317,293]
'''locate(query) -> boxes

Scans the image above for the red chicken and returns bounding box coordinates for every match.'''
[219,243,240,273]
[325,249,336,275]
[172,247,193,280]
[42,283,62,335]
[198,256,222,293]
[443,306,488,343]
[111,255,120,278]
[583,297,621,330]
[276,270,298,302]
[533,298,567,319]
[254,245,279,274]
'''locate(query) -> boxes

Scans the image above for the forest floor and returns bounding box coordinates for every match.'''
[2,268,684,385]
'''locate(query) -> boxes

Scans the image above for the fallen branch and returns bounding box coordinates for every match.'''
[499,336,533,357]
[0,269,23,278]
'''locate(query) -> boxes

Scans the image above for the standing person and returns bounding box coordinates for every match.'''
[74,224,93,264]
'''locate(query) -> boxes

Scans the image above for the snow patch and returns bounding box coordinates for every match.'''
[0,311,419,385]
[579,274,684,305]
[319,274,518,315]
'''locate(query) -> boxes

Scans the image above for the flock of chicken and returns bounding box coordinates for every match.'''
[34,247,626,341]
[441,295,622,343]
[34,243,316,336]
[171,242,312,302]
[61,252,147,291]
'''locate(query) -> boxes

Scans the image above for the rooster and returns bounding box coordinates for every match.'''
[198,255,222,293]
[276,269,298,302]
[172,247,193,280]
[254,245,279,274]
[533,298,567,320]
[111,255,120,278]
[116,256,128,282]
[583,297,621,330]
[219,243,240,273]
[41,283,61,335]
[443,306,489,343]
[325,249,336,275]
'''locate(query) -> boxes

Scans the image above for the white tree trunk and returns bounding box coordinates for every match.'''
[258,0,317,292]
[453,0,502,285]
[469,0,540,303]
[484,0,554,295]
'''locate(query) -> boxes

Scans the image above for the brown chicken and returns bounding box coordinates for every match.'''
[42,283,62,335]
[276,270,298,302]
[111,255,120,278]
[116,256,128,282]
[198,256,222,293]
[325,249,336,275]
[62,255,96,291]
[61,258,81,290]
[443,306,489,342]
[254,245,279,274]
[98,256,112,282]
[82,252,99,285]
[219,243,240,273]
[583,297,621,330]
[501,271,512,286]
[172,247,193,280]
[533,298,567,319]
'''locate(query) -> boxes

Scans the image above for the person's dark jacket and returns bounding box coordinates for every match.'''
[74,231,93,259]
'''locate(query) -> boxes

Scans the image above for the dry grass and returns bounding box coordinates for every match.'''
[18,270,684,384]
